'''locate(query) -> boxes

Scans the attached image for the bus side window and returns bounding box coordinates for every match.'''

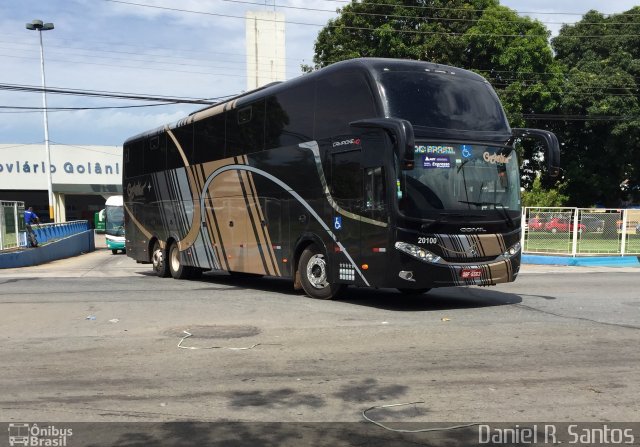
[124,140,144,179]
[315,71,377,140]
[330,150,364,213]
[226,99,266,157]
[265,85,315,149]
[194,113,225,164]
[143,135,164,174]
[364,166,386,221]
[168,124,193,170]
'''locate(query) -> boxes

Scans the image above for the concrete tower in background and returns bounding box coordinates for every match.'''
[246,11,286,91]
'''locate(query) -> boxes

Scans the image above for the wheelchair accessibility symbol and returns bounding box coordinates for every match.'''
[333,216,342,230]
[461,145,472,158]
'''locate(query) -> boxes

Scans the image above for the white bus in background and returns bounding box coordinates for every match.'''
[105,195,125,254]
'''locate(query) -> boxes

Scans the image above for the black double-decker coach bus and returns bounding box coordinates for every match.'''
[123,58,559,299]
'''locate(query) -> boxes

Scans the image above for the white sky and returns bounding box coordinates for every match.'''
[1,0,638,146]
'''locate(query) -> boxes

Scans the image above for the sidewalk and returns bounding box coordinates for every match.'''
[522,254,640,267]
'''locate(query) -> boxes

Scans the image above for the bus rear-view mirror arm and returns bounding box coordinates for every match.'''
[350,118,415,170]
[510,128,561,178]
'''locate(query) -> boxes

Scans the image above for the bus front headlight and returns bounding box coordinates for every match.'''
[502,242,521,258]
[394,242,441,263]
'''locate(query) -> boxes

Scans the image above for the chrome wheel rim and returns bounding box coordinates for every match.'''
[152,247,164,273]
[170,245,180,272]
[306,254,328,289]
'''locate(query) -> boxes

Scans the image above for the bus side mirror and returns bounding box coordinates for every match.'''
[511,128,561,178]
[350,118,415,170]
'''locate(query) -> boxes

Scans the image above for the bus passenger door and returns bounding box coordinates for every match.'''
[358,131,392,287]
[328,148,363,277]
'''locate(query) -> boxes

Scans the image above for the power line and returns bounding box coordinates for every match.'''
[0,83,226,104]
[0,52,274,79]
[0,41,303,71]
[0,104,180,111]
[0,46,292,77]
[521,114,640,121]
[100,0,640,38]
[308,0,640,18]
[213,0,640,27]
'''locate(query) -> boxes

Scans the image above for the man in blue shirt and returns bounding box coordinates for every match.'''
[24,207,40,225]
[24,207,40,247]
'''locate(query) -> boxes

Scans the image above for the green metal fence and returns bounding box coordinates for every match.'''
[522,207,640,256]
[0,201,25,251]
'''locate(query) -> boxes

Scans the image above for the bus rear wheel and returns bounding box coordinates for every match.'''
[298,244,343,300]
[152,241,170,277]
[169,242,189,279]
[168,242,199,279]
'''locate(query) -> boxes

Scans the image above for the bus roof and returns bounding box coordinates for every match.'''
[123,58,488,145]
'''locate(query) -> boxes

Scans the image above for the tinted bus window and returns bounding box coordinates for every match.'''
[329,150,363,212]
[169,124,194,169]
[380,72,509,132]
[265,85,314,149]
[124,140,144,179]
[226,99,266,157]
[144,134,165,173]
[315,71,377,140]
[194,113,226,164]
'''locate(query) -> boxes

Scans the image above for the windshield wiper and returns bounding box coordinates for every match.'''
[457,200,515,229]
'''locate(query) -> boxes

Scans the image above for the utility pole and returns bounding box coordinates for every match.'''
[26,19,56,222]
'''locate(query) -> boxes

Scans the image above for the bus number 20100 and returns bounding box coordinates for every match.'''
[418,237,437,245]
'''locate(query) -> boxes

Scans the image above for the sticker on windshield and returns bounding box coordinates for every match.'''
[422,155,451,169]
[461,145,473,158]
[415,145,455,155]
[483,152,512,164]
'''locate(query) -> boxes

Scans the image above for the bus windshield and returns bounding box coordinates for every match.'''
[399,143,520,219]
[379,71,509,133]
[105,205,125,236]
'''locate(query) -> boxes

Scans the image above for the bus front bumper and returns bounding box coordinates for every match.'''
[106,236,126,250]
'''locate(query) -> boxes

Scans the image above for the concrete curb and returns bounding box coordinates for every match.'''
[0,230,96,269]
[523,254,640,267]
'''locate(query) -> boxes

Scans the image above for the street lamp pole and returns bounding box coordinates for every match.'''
[26,19,56,222]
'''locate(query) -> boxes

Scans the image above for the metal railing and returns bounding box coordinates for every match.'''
[30,221,90,246]
[1,199,90,251]
[522,207,640,256]
[0,201,25,251]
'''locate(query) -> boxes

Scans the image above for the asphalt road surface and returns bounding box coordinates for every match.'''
[0,250,638,429]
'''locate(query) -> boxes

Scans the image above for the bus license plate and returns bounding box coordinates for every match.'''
[460,268,482,279]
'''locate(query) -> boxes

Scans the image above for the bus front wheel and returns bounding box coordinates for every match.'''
[152,241,170,278]
[298,244,343,300]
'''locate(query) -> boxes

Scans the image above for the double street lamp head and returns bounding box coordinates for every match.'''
[26,19,54,31]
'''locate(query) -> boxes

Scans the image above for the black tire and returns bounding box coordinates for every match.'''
[168,242,191,279]
[111,249,118,255]
[397,288,431,295]
[151,240,170,277]
[298,244,343,300]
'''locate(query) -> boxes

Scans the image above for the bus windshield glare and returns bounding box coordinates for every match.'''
[105,205,125,236]
[380,71,509,133]
[399,143,520,218]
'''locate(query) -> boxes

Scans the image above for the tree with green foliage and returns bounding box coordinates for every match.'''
[521,176,568,207]
[551,8,640,207]
[306,0,562,124]
[306,0,565,199]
